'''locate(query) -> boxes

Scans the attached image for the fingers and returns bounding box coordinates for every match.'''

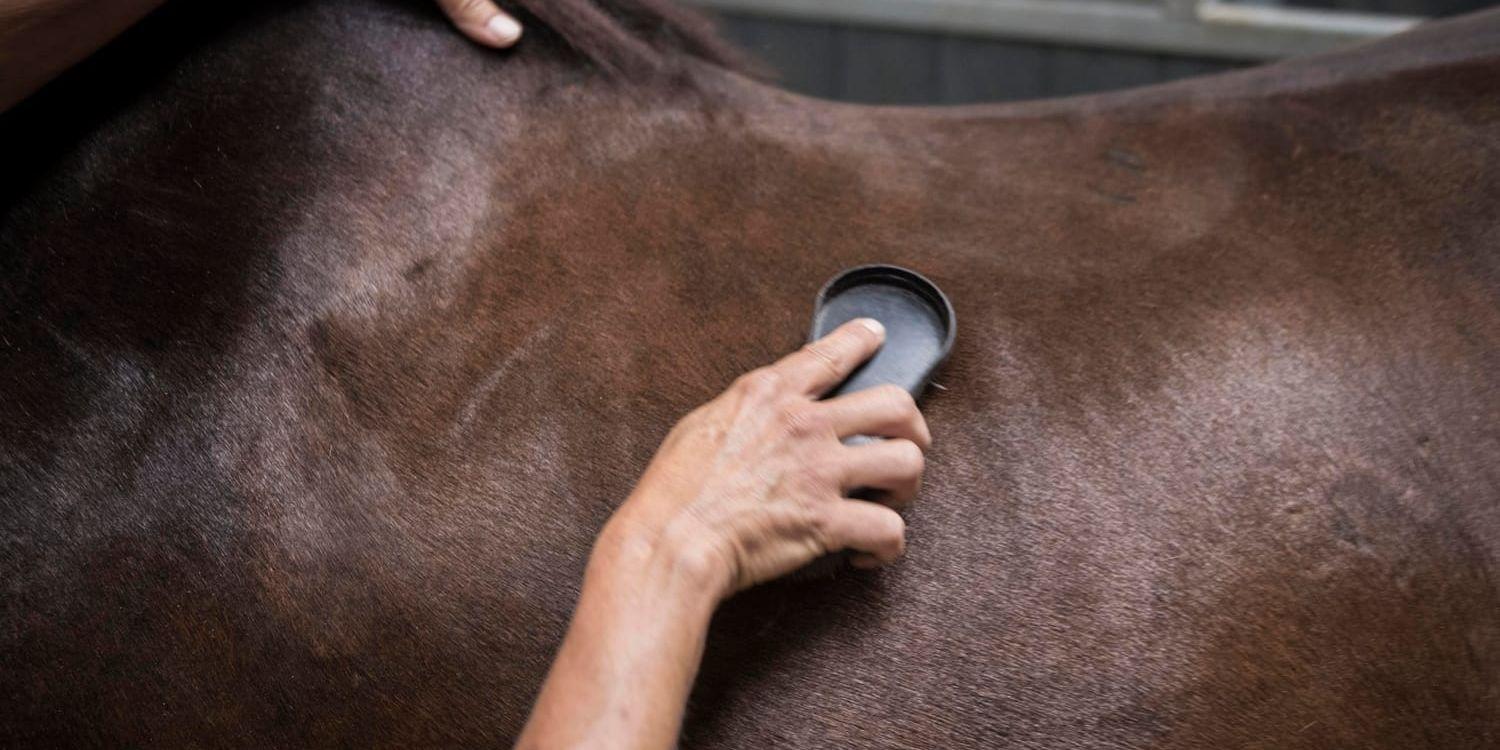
[839,439,924,505]
[820,499,906,566]
[771,318,885,397]
[817,384,930,448]
[436,0,522,48]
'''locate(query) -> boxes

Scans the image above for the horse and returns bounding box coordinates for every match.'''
[2,0,1497,745]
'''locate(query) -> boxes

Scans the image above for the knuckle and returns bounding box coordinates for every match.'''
[878,384,917,414]
[681,403,711,426]
[777,403,826,438]
[914,420,933,449]
[790,461,836,491]
[800,498,832,540]
[877,387,931,447]
[801,341,844,377]
[669,404,714,440]
[666,410,701,441]
[735,368,781,399]
[894,439,926,475]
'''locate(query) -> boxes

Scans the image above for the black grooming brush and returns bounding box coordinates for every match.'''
[797,264,955,579]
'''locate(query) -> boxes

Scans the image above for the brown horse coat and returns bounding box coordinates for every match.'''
[2,0,1497,746]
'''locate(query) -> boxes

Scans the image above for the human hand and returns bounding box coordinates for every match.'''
[519,319,929,746]
[435,0,522,48]
[603,319,931,599]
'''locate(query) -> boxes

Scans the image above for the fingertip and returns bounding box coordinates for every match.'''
[861,529,905,567]
[440,0,523,49]
[871,505,907,561]
[887,512,908,552]
[850,553,883,569]
[486,12,523,47]
[856,317,885,340]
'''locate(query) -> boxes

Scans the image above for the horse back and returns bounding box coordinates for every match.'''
[2,1,1498,746]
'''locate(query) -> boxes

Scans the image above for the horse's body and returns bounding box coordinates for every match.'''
[2,0,1497,745]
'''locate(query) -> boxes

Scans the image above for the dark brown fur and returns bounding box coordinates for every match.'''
[2,0,1498,746]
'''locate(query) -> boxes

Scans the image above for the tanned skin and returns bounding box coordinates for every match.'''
[0,0,523,112]
[519,319,928,747]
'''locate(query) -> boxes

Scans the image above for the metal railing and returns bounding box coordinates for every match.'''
[689,0,1424,59]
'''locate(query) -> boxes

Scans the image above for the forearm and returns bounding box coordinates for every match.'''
[0,0,166,113]
[516,516,725,749]
[517,319,924,747]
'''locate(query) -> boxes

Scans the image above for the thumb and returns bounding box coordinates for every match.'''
[436,0,523,48]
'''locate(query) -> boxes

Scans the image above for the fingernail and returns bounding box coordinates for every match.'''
[858,318,885,338]
[488,14,522,45]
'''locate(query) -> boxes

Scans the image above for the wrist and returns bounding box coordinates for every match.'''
[521,507,724,748]
[591,511,732,610]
